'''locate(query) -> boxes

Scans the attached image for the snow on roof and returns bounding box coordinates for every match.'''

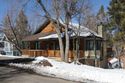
[68,22,101,37]
[39,22,102,40]
[39,34,59,40]
[109,58,119,64]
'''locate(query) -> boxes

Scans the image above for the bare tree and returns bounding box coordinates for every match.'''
[36,0,65,61]
[36,0,79,62]
[36,0,93,62]
[71,0,92,63]
[83,15,97,31]
[62,0,78,62]
[15,10,31,48]
[3,11,31,54]
[52,0,65,61]
[3,14,22,54]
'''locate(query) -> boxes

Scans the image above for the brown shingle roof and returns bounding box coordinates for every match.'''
[22,32,56,41]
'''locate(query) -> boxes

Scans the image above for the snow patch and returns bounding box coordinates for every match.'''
[0,54,30,59]
[0,54,21,58]
[9,56,125,83]
[109,58,119,64]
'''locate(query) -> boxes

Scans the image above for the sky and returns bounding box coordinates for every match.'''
[91,0,110,13]
[0,0,110,28]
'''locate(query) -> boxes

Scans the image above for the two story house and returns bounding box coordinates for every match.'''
[0,30,13,55]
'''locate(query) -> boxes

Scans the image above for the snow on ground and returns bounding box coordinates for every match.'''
[0,54,20,58]
[9,56,125,83]
[0,54,29,58]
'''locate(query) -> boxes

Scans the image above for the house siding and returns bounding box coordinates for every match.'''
[22,20,105,67]
[41,22,56,33]
[0,31,13,55]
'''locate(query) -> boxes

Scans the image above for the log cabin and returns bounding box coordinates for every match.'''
[22,19,106,67]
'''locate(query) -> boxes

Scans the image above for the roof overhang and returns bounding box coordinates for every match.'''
[22,32,56,41]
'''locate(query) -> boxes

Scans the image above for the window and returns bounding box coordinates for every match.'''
[35,41,41,49]
[5,42,8,47]
[96,40,101,50]
[86,40,101,50]
[86,40,94,50]
[55,43,59,50]
[0,42,4,48]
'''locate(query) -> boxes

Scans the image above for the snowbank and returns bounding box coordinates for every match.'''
[9,56,125,83]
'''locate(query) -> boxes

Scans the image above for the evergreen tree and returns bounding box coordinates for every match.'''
[96,5,108,39]
[108,0,125,41]
[97,5,106,23]
[108,0,125,56]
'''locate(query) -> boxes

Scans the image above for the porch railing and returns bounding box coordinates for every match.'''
[22,49,61,57]
[22,49,84,58]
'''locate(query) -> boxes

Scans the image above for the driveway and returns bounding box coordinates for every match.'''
[0,56,79,83]
[0,66,79,83]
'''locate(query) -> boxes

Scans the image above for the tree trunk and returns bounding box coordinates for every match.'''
[36,1,66,61]
[65,25,69,62]
[75,23,80,63]
[7,37,22,55]
[53,20,65,61]
[76,37,80,62]
[73,38,77,64]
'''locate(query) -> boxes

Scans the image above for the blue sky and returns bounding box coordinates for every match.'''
[0,0,9,25]
[0,0,110,27]
[91,0,110,13]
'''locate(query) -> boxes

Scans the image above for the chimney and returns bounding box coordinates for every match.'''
[97,22,103,37]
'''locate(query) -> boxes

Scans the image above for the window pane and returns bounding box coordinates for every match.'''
[0,42,4,48]
[96,40,101,50]
[86,40,94,50]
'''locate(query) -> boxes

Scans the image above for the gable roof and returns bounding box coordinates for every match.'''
[34,19,50,34]
[38,24,102,40]
[23,19,102,41]
[22,19,51,41]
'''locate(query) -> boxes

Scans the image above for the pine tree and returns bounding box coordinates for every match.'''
[97,5,106,23]
[96,5,107,38]
[108,0,125,56]
[108,0,125,41]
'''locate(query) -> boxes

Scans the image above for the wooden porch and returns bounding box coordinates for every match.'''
[22,49,85,59]
[22,49,103,66]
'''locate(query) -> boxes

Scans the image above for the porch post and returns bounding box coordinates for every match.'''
[84,38,86,64]
[53,41,55,57]
[94,36,97,67]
